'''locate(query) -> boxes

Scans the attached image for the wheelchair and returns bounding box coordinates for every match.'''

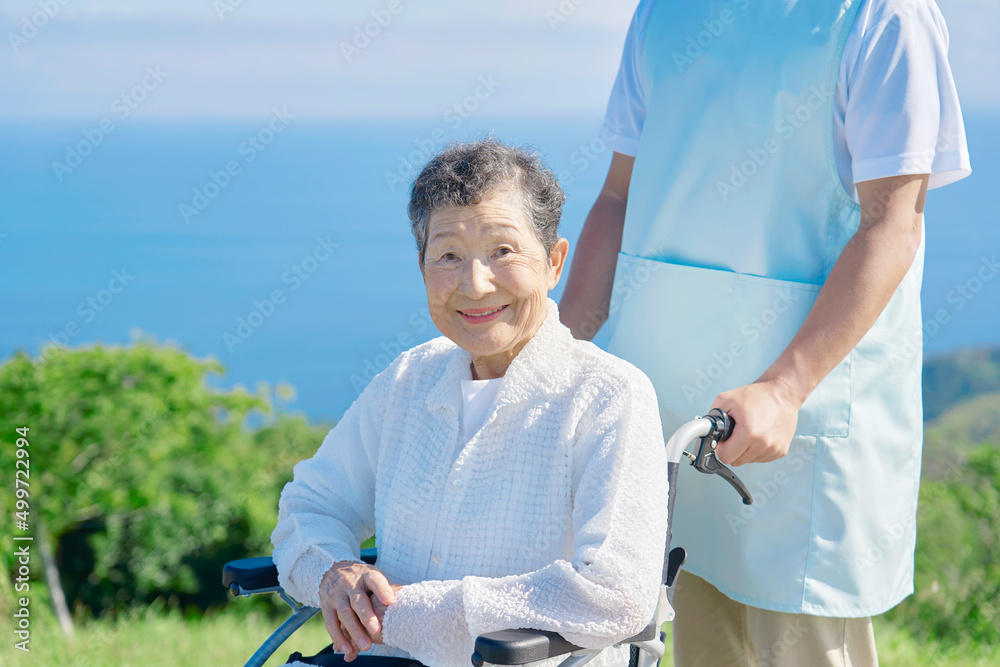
[223,410,753,666]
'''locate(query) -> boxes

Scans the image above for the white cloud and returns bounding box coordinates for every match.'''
[1,0,994,120]
[0,2,633,119]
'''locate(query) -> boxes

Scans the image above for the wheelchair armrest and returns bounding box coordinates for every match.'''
[471,620,657,666]
[224,557,279,594]
[624,620,659,643]
[472,629,582,666]
[223,548,378,597]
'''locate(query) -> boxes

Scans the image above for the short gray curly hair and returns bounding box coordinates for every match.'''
[408,139,566,265]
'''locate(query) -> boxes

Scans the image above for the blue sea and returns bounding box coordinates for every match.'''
[1,115,998,423]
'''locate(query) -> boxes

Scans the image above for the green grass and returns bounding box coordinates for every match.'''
[2,605,998,666]
[870,619,1000,667]
[0,604,334,667]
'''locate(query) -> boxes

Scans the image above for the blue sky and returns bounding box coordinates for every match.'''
[1,0,996,120]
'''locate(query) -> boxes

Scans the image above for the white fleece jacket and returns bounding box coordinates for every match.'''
[271,299,669,666]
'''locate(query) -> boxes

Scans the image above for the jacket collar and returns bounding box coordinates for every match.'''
[424,299,578,414]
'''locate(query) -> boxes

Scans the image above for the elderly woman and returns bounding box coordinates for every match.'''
[272,139,668,667]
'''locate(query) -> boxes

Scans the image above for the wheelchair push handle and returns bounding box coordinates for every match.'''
[705,407,735,442]
[674,408,754,505]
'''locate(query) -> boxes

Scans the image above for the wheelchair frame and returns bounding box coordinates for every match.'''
[223,410,750,667]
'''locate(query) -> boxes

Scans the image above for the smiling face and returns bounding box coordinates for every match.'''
[421,189,568,379]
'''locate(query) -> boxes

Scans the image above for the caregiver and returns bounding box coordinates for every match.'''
[560,0,971,665]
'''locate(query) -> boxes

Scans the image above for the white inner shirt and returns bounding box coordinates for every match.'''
[458,378,503,455]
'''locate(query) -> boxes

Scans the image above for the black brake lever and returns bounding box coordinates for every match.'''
[685,408,754,505]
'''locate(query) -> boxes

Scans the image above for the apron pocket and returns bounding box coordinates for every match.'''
[607,253,850,437]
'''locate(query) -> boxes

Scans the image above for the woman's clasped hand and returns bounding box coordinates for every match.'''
[319,560,401,662]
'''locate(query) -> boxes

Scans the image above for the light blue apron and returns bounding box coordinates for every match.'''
[607,0,924,616]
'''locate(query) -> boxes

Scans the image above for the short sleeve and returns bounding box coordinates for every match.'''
[844,0,971,189]
[603,2,652,157]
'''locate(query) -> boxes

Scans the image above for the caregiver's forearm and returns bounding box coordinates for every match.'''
[560,152,634,339]
[759,174,928,404]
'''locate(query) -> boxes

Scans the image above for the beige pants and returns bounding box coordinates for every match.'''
[672,571,879,667]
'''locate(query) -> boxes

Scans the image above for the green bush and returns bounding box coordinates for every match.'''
[0,342,329,617]
[887,444,1000,644]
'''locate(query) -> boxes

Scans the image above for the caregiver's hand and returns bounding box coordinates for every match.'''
[712,377,800,466]
[319,560,401,662]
